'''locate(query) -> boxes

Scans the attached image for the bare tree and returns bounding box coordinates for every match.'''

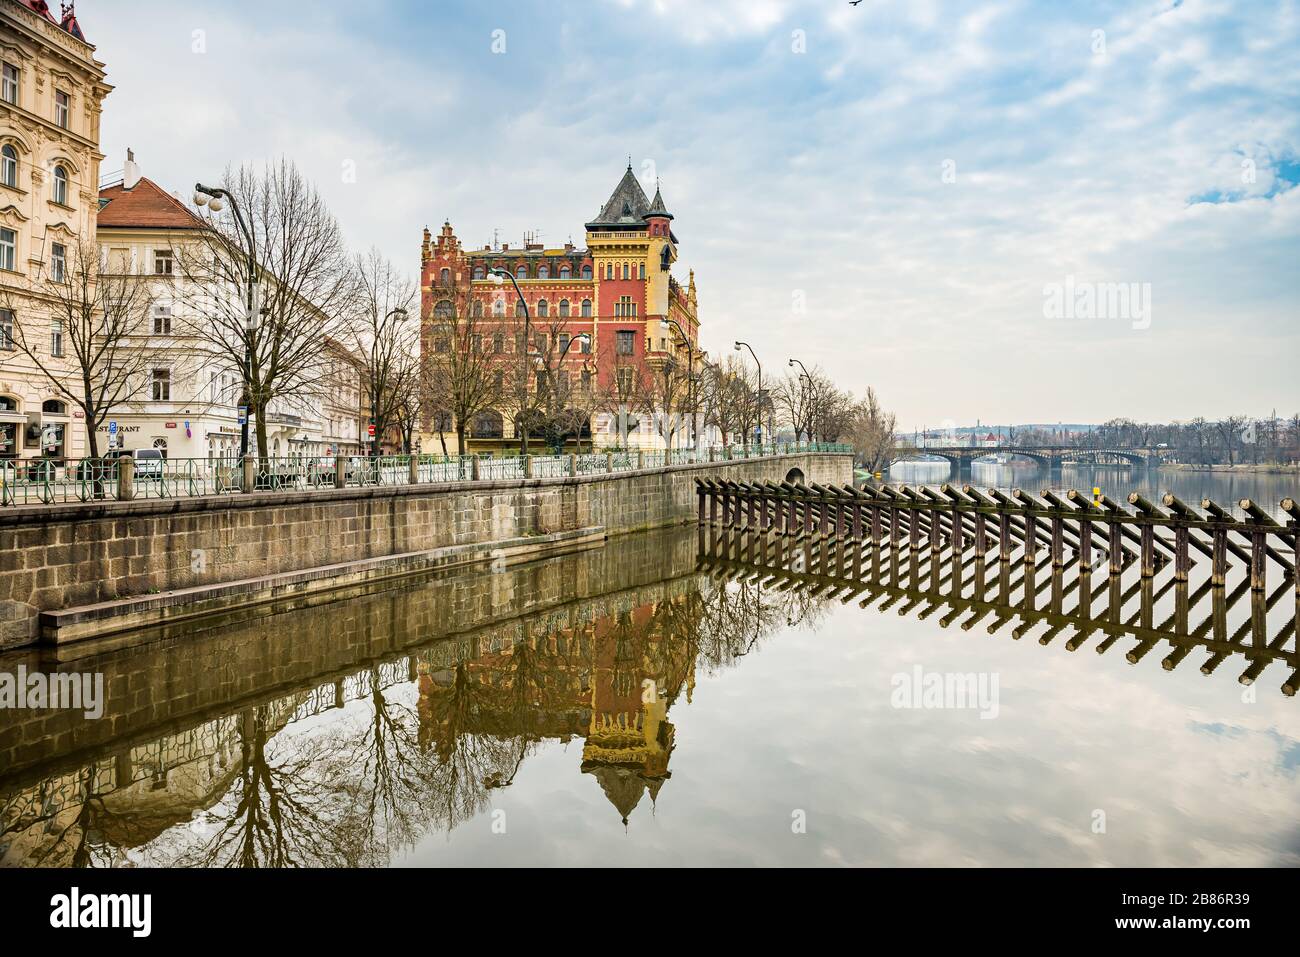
[344,249,417,456]
[4,240,154,467]
[422,284,505,456]
[175,159,353,461]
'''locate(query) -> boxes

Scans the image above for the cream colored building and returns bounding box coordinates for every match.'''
[96,153,365,463]
[0,0,109,463]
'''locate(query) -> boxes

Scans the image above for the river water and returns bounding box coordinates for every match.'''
[0,467,1296,868]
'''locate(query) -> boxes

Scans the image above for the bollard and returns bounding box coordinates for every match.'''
[242,454,256,493]
[117,454,134,501]
[334,455,347,489]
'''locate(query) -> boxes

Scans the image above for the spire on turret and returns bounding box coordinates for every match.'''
[644,183,673,221]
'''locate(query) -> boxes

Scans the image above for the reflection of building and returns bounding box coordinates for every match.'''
[416,596,696,825]
[0,1,110,462]
[418,164,702,454]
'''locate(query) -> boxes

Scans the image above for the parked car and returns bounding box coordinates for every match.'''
[129,448,165,481]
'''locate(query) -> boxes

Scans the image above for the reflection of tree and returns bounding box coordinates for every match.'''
[179,706,351,868]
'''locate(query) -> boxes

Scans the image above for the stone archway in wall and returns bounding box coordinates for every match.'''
[785,467,806,484]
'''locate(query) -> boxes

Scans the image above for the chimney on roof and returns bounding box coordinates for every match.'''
[123,148,141,191]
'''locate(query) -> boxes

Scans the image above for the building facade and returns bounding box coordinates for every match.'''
[96,153,365,464]
[0,0,109,463]
[419,165,702,454]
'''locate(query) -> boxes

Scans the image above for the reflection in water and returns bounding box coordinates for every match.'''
[2,515,1295,867]
[0,530,826,867]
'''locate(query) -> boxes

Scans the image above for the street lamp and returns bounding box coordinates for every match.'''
[194,182,257,461]
[489,267,539,455]
[662,318,696,449]
[734,340,764,444]
[788,358,810,442]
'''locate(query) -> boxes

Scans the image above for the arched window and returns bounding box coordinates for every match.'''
[582,265,592,279]
[515,264,527,279]
[473,265,485,280]
[622,263,630,280]
[52,165,68,205]
[538,264,549,279]
[0,395,17,412]
[439,267,450,285]
[559,266,571,279]
[492,298,505,317]
[559,299,570,318]
[42,399,66,414]
[515,300,526,318]
[471,300,483,318]
[0,146,16,188]
[639,263,645,279]
[433,299,453,318]
[537,299,548,317]
[581,298,592,318]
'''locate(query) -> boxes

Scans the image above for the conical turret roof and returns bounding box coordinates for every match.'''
[644,185,673,221]
[587,164,652,229]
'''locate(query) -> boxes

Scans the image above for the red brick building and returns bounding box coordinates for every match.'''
[419,165,700,453]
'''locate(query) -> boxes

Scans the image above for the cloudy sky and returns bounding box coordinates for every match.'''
[78,0,1299,428]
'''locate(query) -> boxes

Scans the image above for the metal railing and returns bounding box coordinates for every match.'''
[0,443,852,508]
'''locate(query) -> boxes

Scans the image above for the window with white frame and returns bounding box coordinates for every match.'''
[52,165,68,205]
[151,368,171,401]
[0,227,15,271]
[0,145,16,188]
[152,304,172,335]
[49,242,65,283]
[54,90,69,129]
[1,63,17,105]
[0,308,13,349]
[50,319,63,357]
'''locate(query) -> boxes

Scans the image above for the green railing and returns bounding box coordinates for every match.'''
[0,443,852,508]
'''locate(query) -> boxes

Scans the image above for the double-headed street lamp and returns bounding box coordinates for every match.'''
[788,358,810,442]
[194,182,257,460]
[662,318,696,449]
[489,267,542,454]
[734,340,766,444]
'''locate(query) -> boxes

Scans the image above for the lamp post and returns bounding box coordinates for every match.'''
[734,340,764,444]
[489,268,537,455]
[194,182,257,461]
[788,358,810,442]
[662,318,696,449]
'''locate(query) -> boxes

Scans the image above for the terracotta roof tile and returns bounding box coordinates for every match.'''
[98,177,204,231]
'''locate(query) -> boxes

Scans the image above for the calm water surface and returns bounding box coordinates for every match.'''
[1,466,1296,867]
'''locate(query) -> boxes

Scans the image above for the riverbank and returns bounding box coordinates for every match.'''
[1161,463,1300,475]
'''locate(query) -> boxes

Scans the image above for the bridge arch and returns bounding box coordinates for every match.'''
[785,467,806,484]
